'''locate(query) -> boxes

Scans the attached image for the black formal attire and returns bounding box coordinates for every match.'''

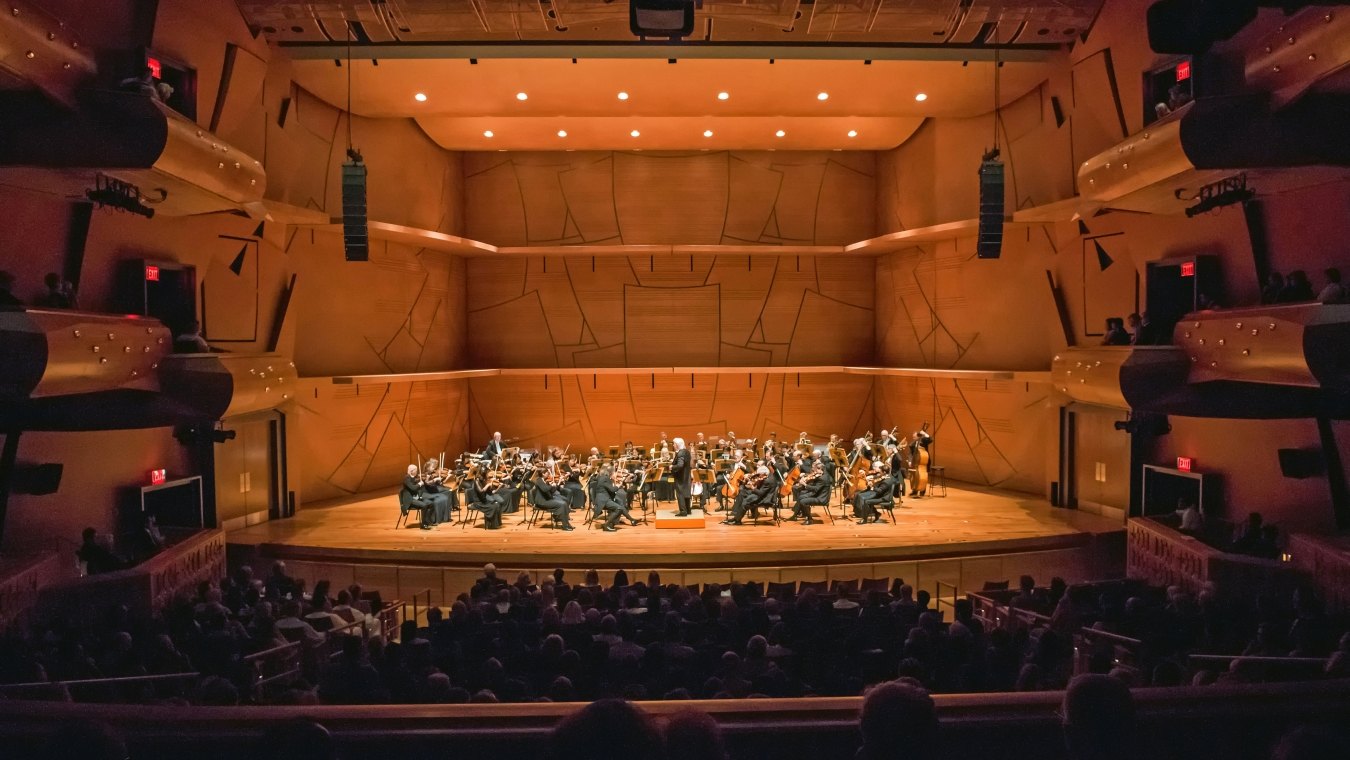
[792,472,832,523]
[729,471,777,523]
[822,457,837,484]
[399,475,434,529]
[531,476,573,529]
[593,474,634,530]
[466,480,506,529]
[889,450,909,499]
[421,472,457,525]
[670,448,693,515]
[560,464,587,510]
[853,476,897,522]
[484,439,505,460]
[910,431,933,497]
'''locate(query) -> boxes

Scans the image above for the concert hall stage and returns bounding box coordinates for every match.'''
[227,483,1124,603]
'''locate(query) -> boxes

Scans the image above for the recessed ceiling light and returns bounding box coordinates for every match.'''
[483,130,494,138]
[717,91,729,101]
[413,92,427,102]
[775,129,786,137]
[847,130,858,138]
[557,129,567,137]
[703,129,714,138]
[630,129,640,137]
[617,91,629,100]
[516,92,529,101]
[915,93,928,102]
[817,92,829,101]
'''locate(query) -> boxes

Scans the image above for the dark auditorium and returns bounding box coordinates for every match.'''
[4,0,1350,758]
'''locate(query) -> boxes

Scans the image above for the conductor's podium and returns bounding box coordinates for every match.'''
[653,509,708,529]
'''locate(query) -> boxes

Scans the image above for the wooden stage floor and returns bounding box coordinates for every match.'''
[228,482,1122,570]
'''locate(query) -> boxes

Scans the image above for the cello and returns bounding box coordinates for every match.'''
[908,422,931,497]
[777,461,801,499]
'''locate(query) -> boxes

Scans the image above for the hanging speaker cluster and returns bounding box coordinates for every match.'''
[341,148,368,262]
[977,150,1005,259]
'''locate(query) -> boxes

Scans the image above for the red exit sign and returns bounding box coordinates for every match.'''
[146,56,163,79]
[1176,60,1192,82]
[149,468,167,485]
[1176,457,1194,472]
[1180,261,1195,277]
[144,264,160,282]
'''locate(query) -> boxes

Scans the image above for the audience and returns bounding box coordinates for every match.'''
[858,681,939,760]
[1102,317,1131,346]
[1317,268,1345,304]
[39,272,75,308]
[1061,674,1135,760]
[76,527,125,575]
[0,270,21,309]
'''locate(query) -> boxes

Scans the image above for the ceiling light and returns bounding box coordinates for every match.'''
[915,93,928,102]
[817,92,829,101]
[630,129,640,137]
[557,129,567,137]
[703,129,713,138]
[516,92,529,101]
[483,130,494,138]
[775,130,786,138]
[847,130,858,138]
[413,92,427,102]
[717,92,729,101]
[617,91,629,101]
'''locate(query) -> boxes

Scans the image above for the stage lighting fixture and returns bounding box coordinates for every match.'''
[1183,174,1255,218]
[629,0,695,39]
[85,175,155,218]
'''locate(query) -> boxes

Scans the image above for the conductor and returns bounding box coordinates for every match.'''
[671,437,693,516]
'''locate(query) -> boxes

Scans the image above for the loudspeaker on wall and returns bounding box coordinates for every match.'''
[1278,448,1324,479]
[977,157,1005,259]
[341,149,368,262]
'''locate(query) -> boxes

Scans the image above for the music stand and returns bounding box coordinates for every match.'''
[642,465,665,514]
[693,468,716,511]
[608,445,621,458]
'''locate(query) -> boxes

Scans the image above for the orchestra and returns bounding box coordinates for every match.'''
[396,425,936,532]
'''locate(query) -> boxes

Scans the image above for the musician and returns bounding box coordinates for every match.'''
[593,466,636,532]
[724,462,777,525]
[484,431,506,460]
[879,427,899,448]
[671,437,693,516]
[421,459,457,525]
[531,466,574,531]
[853,464,898,524]
[695,432,707,447]
[909,425,933,497]
[467,469,507,529]
[400,465,434,530]
[790,461,832,525]
[853,437,875,462]
[560,455,587,511]
[656,431,670,455]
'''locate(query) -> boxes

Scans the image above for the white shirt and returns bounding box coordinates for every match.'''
[1318,283,1345,304]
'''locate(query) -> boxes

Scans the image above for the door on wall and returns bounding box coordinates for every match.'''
[214,411,286,530]
[1067,406,1131,520]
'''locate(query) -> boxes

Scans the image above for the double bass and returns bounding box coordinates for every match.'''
[908,422,931,496]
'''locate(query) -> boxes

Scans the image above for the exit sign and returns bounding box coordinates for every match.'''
[1180,261,1195,277]
[1176,60,1192,82]
[149,468,167,485]
[1176,457,1193,472]
[144,264,160,282]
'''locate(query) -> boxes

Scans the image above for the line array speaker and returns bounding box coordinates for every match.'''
[977,157,1005,259]
[341,150,368,262]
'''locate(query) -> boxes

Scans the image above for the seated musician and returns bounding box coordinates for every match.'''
[714,449,747,512]
[531,466,574,531]
[790,460,832,525]
[466,470,506,529]
[421,459,457,525]
[592,465,637,532]
[560,455,587,511]
[852,463,898,524]
[400,465,435,530]
[723,462,777,525]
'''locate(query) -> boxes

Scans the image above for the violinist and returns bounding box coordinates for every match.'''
[852,463,897,524]
[558,454,587,511]
[422,458,457,525]
[531,465,574,531]
[400,464,435,530]
[593,465,637,532]
[790,460,832,525]
[468,468,507,529]
[723,462,776,526]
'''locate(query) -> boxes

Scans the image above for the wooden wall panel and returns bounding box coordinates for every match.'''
[873,377,1053,496]
[464,151,875,247]
[467,255,874,368]
[296,378,470,504]
[467,373,873,454]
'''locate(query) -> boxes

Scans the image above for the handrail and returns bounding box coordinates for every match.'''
[0,672,200,691]
[243,640,301,664]
[934,580,958,615]
[1078,627,1144,648]
[1189,654,1330,666]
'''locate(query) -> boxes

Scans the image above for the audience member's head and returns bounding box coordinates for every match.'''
[1061,674,1134,760]
[548,699,662,760]
[858,681,939,760]
[1271,725,1350,760]
[261,718,338,760]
